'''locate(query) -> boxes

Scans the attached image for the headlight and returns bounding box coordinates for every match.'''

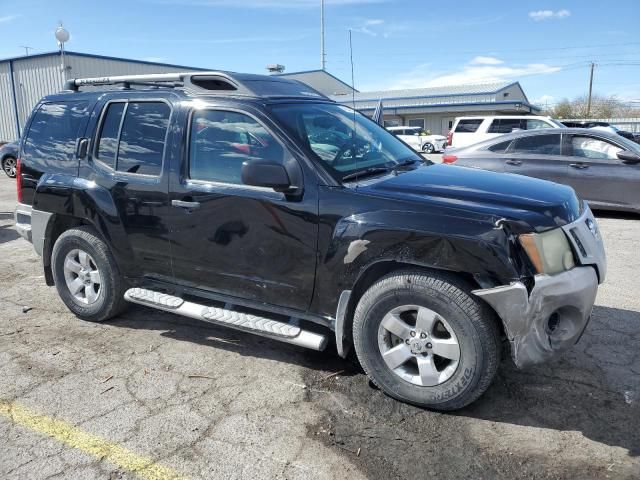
[519,228,575,275]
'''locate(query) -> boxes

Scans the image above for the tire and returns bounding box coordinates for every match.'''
[422,143,435,154]
[2,156,17,178]
[51,226,128,322]
[353,269,501,410]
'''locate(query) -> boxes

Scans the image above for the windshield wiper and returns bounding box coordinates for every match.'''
[391,158,420,171]
[341,167,391,182]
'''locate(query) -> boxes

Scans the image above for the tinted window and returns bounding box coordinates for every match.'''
[408,118,425,129]
[189,110,284,184]
[455,119,483,133]
[96,102,125,168]
[512,134,561,155]
[487,140,512,153]
[270,103,421,182]
[23,101,88,171]
[117,102,170,175]
[570,136,622,160]
[488,118,523,134]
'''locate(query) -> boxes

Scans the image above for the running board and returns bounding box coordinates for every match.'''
[124,288,328,351]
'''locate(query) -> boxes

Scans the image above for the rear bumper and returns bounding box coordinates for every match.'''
[473,202,605,368]
[14,203,32,243]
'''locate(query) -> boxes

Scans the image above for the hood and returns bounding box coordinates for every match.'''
[357,164,581,231]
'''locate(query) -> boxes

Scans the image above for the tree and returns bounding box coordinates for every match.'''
[541,94,639,119]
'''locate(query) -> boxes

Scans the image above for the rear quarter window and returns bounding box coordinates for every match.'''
[454,119,483,133]
[487,140,512,153]
[22,101,88,172]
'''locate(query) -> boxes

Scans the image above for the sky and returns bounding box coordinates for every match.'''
[0,0,638,107]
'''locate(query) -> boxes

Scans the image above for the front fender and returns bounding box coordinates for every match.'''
[311,209,520,318]
[32,173,136,274]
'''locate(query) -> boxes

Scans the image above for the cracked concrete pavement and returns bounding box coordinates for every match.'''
[0,176,638,479]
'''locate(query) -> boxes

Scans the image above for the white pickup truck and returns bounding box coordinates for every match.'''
[447,115,564,148]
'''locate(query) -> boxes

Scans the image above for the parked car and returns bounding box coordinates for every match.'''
[13,71,605,410]
[387,126,447,153]
[448,115,564,148]
[1,141,19,178]
[561,120,640,144]
[443,128,640,213]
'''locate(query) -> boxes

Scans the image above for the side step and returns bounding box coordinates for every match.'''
[124,288,328,351]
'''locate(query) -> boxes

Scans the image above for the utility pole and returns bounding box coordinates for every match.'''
[586,62,595,117]
[320,0,326,70]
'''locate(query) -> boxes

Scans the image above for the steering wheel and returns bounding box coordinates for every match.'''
[333,138,368,167]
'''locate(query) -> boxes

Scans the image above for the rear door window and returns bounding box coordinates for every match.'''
[525,119,553,130]
[487,140,513,153]
[454,119,483,133]
[512,134,561,155]
[23,101,88,172]
[94,101,171,176]
[117,102,171,175]
[488,118,524,134]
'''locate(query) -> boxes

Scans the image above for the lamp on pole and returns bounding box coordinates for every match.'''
[55,23,70,80]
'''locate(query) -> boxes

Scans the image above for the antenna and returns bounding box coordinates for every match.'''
[320,0,326,70]
[349,29,358,186]
[19,46,34,56]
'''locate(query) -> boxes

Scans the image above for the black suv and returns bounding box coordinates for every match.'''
[14,72,606,410]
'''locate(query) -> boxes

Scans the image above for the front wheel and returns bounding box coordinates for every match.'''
[2,156,17,178]
[51,227,128,322]
[353,270,501,410]
[422,143,435,154]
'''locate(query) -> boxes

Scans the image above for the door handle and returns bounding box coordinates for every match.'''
[570,163,589,169]
[505,159,522,166]
[172,199,201,210]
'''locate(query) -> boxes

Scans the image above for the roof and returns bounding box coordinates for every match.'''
[0,50,210,71]
[332,82,514,102]
[277,69,356,95]
[331,81,540,113]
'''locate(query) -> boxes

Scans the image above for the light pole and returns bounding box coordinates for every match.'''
[55,23,70,81]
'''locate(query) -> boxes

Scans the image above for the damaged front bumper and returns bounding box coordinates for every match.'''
[473,203,606,368]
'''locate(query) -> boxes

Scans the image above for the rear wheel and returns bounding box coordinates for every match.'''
[422,143,435,154]
[52,227,128,322]
[353,270,501,410]
[2,156,16,178]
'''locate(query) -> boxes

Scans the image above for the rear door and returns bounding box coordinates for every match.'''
[565,133,639,209]
[503,132,569,184]
[81,93,175,279]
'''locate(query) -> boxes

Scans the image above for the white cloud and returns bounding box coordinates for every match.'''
[529,9,571,21]
[0,14,19,24]
[533,94,555,105]
[386,58,562,90]
[470,56,503,66]
[364,19,384,26]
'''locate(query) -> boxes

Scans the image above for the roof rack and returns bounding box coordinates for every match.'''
[63,71,328,100]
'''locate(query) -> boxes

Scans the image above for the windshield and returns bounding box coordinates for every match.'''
[269,103,422,182]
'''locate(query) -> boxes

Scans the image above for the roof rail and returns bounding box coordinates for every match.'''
[63,71,328,100]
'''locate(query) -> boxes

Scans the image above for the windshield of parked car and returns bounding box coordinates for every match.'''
[269,103,422,182]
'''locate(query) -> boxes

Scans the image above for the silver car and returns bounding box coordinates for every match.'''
[443,128,640,213]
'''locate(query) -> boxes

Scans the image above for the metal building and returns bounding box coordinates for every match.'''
[331,81,541,135]
[0,51,206,141]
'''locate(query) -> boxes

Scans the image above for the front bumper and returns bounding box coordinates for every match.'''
[473,203,606,368]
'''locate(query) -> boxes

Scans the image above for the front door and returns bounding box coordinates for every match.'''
[565,133,639,209]
[168,107,319,311]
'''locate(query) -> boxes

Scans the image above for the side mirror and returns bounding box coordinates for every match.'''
[241,159,293,192]
[617,150,640,164]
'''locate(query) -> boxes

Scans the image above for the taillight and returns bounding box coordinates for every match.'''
[16,157,22,202]
[442,154,458,164]
[446,130,453,146]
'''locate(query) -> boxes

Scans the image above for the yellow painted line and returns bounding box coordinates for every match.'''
[0,399,188,480]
